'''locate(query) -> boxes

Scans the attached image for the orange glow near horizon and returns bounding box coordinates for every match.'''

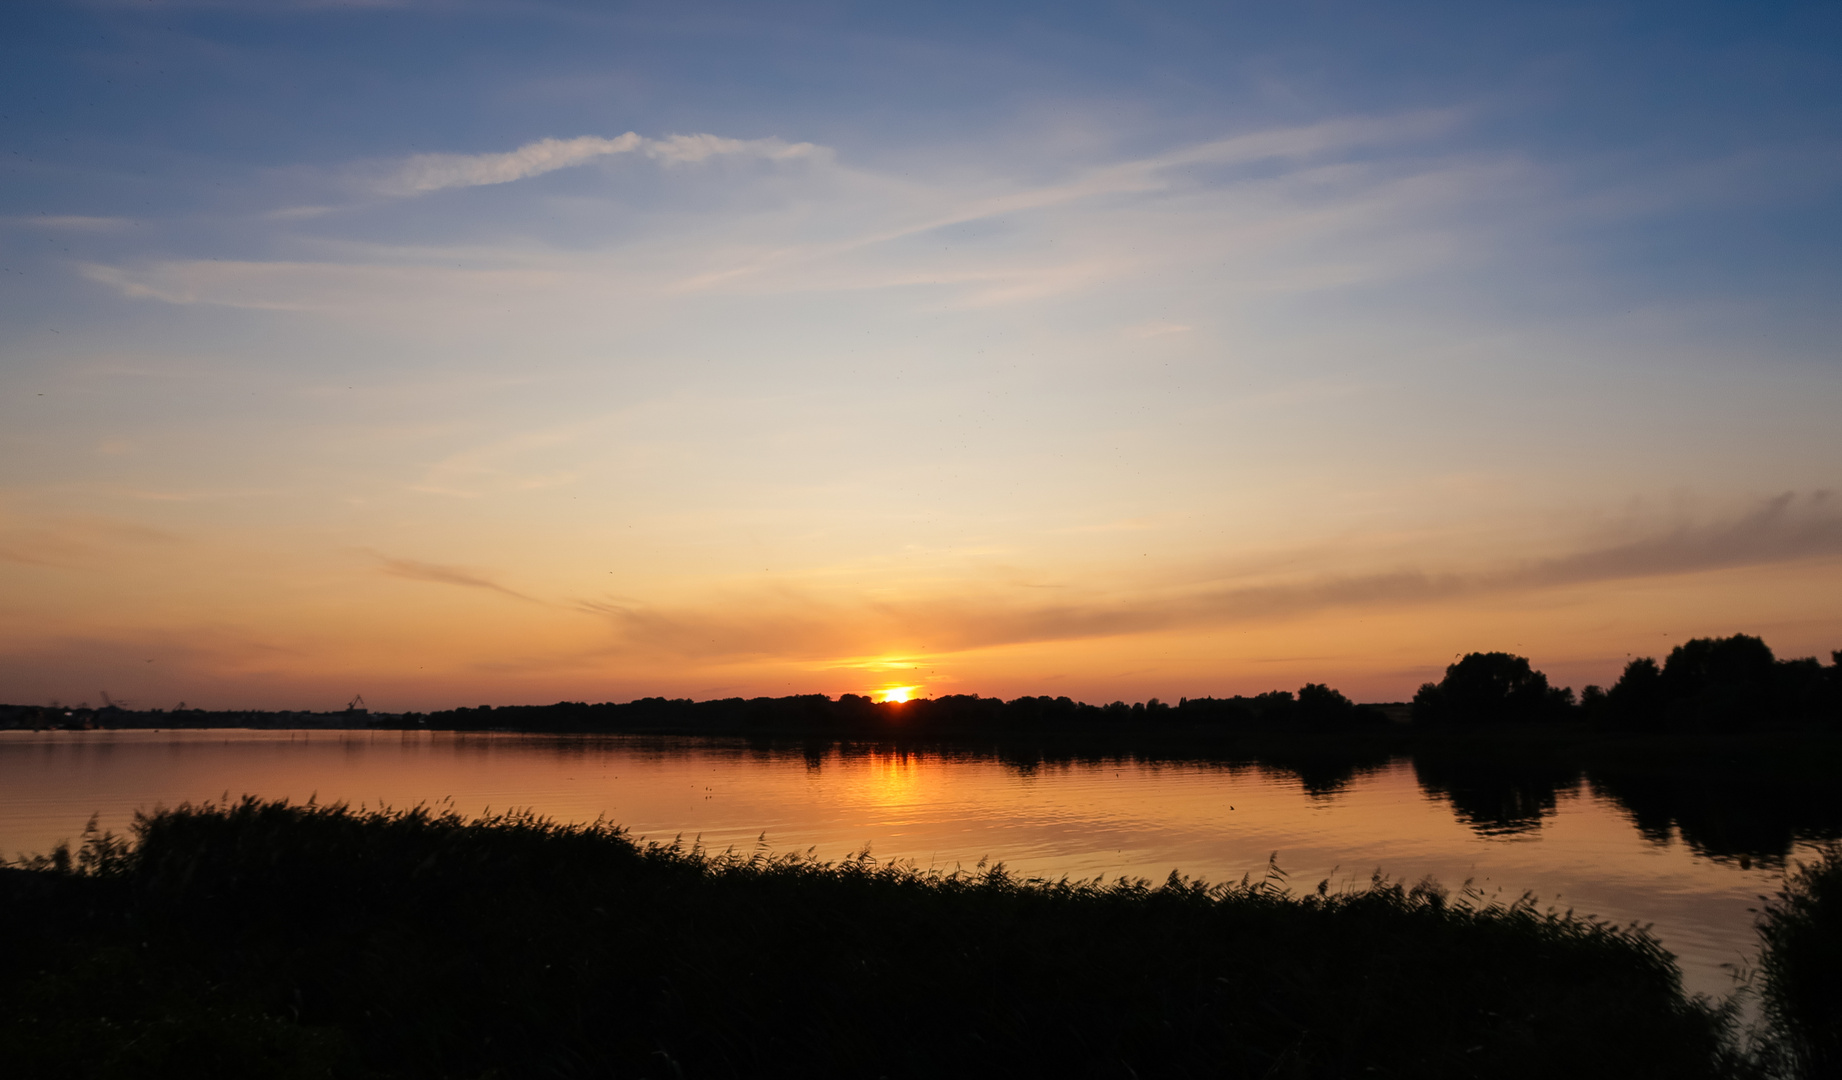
[2,529,1840,711]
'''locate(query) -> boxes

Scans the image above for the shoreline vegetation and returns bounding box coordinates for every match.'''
[8,798,1833,1079]
[5,633,1836,740]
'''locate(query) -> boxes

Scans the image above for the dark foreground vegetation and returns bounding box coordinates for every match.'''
[1757,843,1842,1080]
[1,800,1780,1080]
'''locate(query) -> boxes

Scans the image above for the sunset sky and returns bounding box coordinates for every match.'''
[3,1,1840,710]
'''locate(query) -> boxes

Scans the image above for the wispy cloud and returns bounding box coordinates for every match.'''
[657,111,1469,297]
[376,555,542,603]
[374,134,643,197]
[859,110,1465,247]
[86,113,1488,319]
[366,132,826,198]
[575,494,1842,661]
[642,133,827,166]
[1512,492,1842,587]
[78,258,593,311]
[14,215,135,231]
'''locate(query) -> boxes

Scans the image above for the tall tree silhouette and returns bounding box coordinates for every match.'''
[1413,652,1571,725]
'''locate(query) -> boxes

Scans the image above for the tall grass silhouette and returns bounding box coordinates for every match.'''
[1756,843,1842,1079]
[2,798,1757,1078]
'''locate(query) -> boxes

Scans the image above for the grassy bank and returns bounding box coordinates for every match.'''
[1,800,1750,1079]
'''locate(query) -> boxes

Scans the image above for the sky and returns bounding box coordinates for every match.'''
[2,0,1840,711]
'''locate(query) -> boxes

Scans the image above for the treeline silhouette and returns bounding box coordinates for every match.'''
[1413,634,1842,731]
[5,632,1835,739]
[418,682,1392,737]
[1585,635,1842,731]
[396,632,1842,737]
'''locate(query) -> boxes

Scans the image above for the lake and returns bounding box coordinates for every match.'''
[2,727,1831,1003]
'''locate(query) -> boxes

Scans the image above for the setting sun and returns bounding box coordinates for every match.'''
[878,686,919,704]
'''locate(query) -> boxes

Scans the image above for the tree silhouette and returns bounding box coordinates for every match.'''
[1412,652,1571,725]
[1662,635,1774,702]
[1595,634,1842,730]
[1603,656,1667,731]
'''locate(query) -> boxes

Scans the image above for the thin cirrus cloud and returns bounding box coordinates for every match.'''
[568,494,1842,662]
[376,555,542,604]
[658,110,1471,297]
[81,115,1487,317]
[366,132,827,198]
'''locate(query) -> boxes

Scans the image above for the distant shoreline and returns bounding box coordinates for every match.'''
[12,633,1834,740]
[5,700,1839,764]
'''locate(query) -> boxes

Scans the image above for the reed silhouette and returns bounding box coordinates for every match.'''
[2,799,1754,1079]
[1755,843,1842,1079]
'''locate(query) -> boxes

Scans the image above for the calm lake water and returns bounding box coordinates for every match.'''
[2,728,1828,1002]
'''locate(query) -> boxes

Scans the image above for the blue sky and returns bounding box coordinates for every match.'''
[3,0,1840,709]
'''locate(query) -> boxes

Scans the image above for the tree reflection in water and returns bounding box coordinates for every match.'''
[1411,746,1584,837]
[791,730,1841,862]
[1394,736,1842,861]
[807,732,1842,860]
[1582,741,1842,867]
